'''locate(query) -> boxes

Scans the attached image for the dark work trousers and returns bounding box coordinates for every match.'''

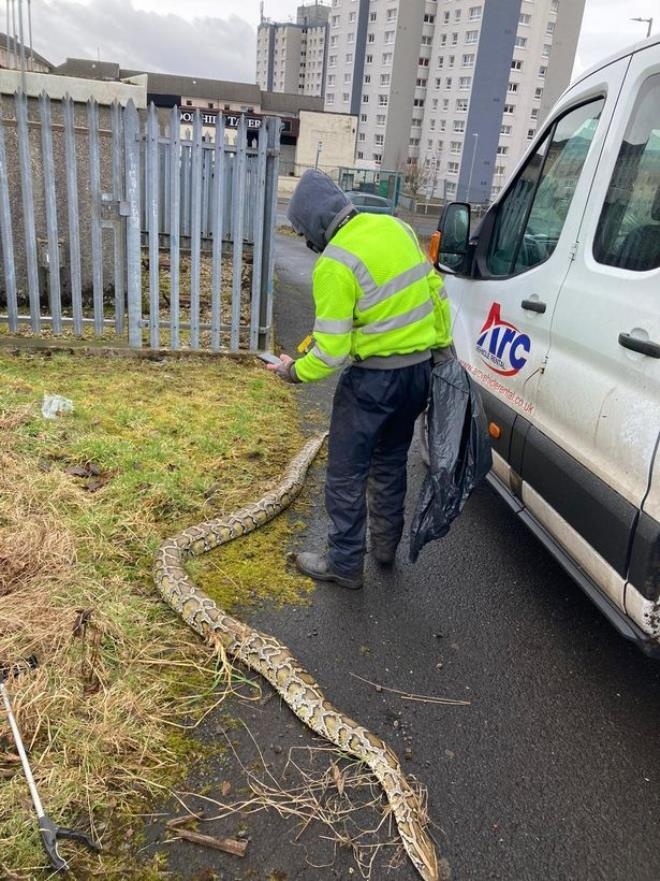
[325,360,431,577]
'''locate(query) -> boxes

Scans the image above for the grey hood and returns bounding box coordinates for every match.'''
[286,169,354,252]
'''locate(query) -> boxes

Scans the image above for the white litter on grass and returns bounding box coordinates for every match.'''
[42,394,74,420]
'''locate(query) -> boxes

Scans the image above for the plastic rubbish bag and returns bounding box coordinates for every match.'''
[409,359,492,562]
[42,393,74,420]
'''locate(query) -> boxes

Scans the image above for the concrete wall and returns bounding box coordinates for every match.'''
[0,72,146,307]
[294,109,357,175]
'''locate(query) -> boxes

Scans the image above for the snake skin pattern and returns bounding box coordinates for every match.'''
[153,433,439,881]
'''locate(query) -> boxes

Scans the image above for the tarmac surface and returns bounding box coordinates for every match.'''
[142,232,660,881]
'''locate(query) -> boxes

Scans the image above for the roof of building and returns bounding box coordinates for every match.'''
[0,33,53,69]
[54,57,324,116]
[55,58,121,80]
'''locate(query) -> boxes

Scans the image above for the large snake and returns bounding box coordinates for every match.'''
[153,433,439,881]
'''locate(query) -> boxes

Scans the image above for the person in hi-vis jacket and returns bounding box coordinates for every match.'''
[269,170,453,590]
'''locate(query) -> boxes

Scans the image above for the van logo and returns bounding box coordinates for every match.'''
[476,303,530,376]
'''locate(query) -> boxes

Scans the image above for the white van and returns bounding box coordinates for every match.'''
[430,36,660,656]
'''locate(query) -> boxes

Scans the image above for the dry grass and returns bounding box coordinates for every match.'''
[0,349,313,879]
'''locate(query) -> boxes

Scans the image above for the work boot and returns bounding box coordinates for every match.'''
[295,552,363,590]
[371,545,396,566]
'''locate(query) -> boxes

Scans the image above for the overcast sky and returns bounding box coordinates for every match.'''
[16,0,659,84]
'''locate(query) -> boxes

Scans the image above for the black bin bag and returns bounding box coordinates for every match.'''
[409,359,492,562]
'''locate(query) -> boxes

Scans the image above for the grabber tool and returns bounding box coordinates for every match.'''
[0,657,101,873]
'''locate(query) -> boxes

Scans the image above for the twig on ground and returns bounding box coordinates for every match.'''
[349,672,471,705]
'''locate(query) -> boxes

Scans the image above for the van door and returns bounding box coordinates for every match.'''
[529,50,660,618]
[447,60,627,485]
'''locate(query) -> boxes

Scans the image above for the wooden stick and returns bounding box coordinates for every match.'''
[171,829,248,857]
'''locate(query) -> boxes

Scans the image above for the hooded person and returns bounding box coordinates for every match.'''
[267,169,453,589]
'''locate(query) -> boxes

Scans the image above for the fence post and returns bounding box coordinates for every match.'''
[87,98,104,335]
[111,100,125,334]
[0,103,18,332]
[124,99,142,348]
[259,116,281,351]
[210,112,224,352]
[189,109,203,349]
[15,90,40,331]
[62,94,83,336]
[230,116,247,352]
[249,120,268,351]
[147,102,160,349]
[39,92,62,334]
[169,105,181,349]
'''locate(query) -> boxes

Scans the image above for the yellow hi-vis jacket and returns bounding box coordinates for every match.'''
[294,213,452,383]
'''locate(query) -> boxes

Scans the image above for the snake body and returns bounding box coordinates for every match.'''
[154,433,439,881]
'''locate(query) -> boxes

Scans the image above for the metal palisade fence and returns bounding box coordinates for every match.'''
[0,92,281,351]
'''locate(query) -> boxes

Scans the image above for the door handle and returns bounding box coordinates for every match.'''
[521,299,546,314]
[618,333,660,358]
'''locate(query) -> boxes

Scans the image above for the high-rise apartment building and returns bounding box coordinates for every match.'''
[256,2,330,97]
[324,0,586,202]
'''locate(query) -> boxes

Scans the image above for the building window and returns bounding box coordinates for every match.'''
[358,132,366,142]
[527,128,535,139]
[379,94,389,106]
[368,32,375,43]
[503,103,515,114]
[374,134,384,145]
[347,32,355,43]
[515,37,527,49]
[450,141,462,154]
[519,13,531,25]
[531,107,539,119]
[437,56,444,68]
[329,55,337,67]
[357,151,364,159]
[413,98,425,107]
[459,76,472,90]
[362,94,369,102]
[462,54,475,67]
[442,98,450,110]
[331,15,340,27]
[448,161,459,174]
[381,73,391,85]
[419,57,430,66]
[369,11,376,21]
[501,124,512,135]
[542,43,551,57]
[364,74,370,83]
[376,114,386,125]
[382,52,393,64]
[448,55,455,68]
[366,54,373,63]
[430,118,436,130]
[443,10,450,23]
[451,33,458,45]
[360,113,367,122]
[327,93,335,104]
[328,74,336,86]
[511,59,523,71]
[508,82,519,93]
[386,8,397,21]
[456,98,469,112]
[445,77,452,90]
[434,77,442,89]
[346,52,353,62]
[423,14,435,23]
[373,153,382,163]
[384,30,395,43]
[453,119,465,132]
[344,73,352,83]
[349,11,356,21]
[535,86,544,98]
[539,65,547,78]
[468,6,482,21]
[466,30,479,44]
[496,145,508,155]
[416,77,427,87]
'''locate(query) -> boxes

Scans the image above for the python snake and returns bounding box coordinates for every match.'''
[154,433,439,881]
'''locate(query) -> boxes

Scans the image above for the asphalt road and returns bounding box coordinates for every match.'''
[147,232,659,881]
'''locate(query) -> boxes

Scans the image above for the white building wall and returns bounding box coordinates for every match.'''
[324,0,583,198]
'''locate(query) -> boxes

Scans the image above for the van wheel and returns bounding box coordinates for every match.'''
[415,409,430,468]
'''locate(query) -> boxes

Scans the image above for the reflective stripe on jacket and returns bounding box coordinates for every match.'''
[294,213,452,382]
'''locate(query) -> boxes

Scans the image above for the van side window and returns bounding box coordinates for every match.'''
[486,99,604,277]
[594,74,660,272]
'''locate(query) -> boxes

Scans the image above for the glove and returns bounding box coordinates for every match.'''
[273,361,301,383]
[432,344,457,365]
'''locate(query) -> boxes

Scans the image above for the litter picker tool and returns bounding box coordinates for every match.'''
[0,656,101,874]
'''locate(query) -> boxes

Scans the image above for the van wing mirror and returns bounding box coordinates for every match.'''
[428,202,471,273]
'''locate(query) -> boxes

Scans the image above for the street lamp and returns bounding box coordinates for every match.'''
[315,140,323,169]
[466,132,478,204]
[630,16,653,37]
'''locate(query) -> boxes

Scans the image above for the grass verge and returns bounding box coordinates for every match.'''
[0,348,314,879]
